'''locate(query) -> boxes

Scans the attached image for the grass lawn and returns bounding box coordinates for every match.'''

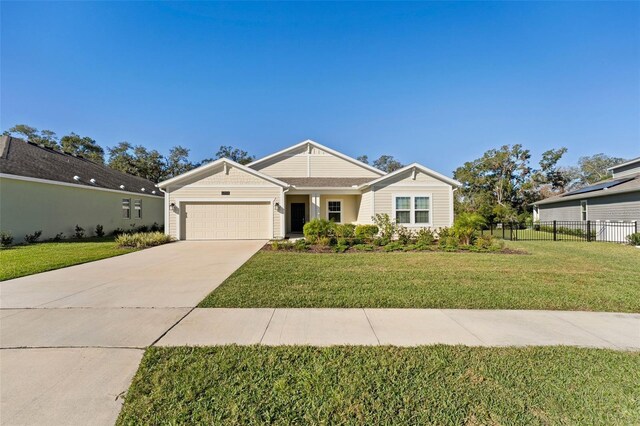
[117,346,640,425]
[199,241,640,312]
[0,238,136,281]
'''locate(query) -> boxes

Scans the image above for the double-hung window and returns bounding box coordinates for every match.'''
[394,195,431,225]
[134,199,142,219]
[122,199,131,219]
[327,201,342,223]
[580,200,587,221]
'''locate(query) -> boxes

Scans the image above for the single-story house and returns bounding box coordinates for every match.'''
[532,156,640,224]
[158,139,461,240]
[0,136,164,242]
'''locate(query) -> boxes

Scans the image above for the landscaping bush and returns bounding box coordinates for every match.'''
[334,223,356,239]
[294,239,309,251]
[373,213,397,240]
[303,218,335,243]
[336,237,350,247]
[115,232,174,249]
[452,212,486,245]
[354,224,379,241]
[0,231,14,247]
[383,241,404,252]
[24,230,43,244]
[352,243,374,251]
[74,225,85,239]
[317,236,333,247]
[627,232,640,246]
[271,240,294,250]
[333,243,349,253]
[53,232,65,241]
[149,222,163,232]
[95,224,105,237]
[415,228,436,246]
[439,235,459,251]
[396,226,414,245]
[112,228,126,237]
[473,235,504,252]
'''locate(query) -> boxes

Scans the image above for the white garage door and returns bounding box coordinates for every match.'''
[182,202,271,240]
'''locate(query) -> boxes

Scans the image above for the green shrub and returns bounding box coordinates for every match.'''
[73,225,85,239]
[373,213,397,240]
[0,231,14,247]
[333,244,349,253]
[293,239,309,251]
[95,224,105,237]
[115,232,174,249]
[334,223,356,239]
[336,237,350,247]
[112,228,126,237]
[473,235,504,252]
[53,232,65,241]
[271,240,295,250]
[627,232,640,246]
[354,224,379,241]
[415,228,436,245]
[317,236,333,247]
[24,230,43,244]
[439,235,459,251]
[373,237,390,246]
[383,241,404,252]
[303,218,335,242]
[396,226,414,245]
[452,212,486,245]
[149,222,163,232]
[352,244,374,251]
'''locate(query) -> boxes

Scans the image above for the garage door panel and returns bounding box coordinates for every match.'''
[182,202,270,240]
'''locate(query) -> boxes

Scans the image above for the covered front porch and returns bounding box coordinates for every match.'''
[284,191,362,236]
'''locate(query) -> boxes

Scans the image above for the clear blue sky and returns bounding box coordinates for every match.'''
[2,1,639,175]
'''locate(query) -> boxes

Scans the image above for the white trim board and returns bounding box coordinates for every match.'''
[360,164,461,188]
[0,173,163,199]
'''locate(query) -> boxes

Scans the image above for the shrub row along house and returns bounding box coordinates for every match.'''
[0,136,164,242]
[158,139,461,240]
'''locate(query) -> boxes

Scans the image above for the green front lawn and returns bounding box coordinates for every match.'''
[118,346,640,425]
[0,238,136,281]
[200,241,640,312]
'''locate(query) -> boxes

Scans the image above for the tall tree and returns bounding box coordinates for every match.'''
[569,154,626,187]
[164,145,195,179]
[60,132,105,163]
[356,155,369,164]
[204,145,255,165]
[373,155,403,172]
[107,142,164,182]
[4,124,59,149]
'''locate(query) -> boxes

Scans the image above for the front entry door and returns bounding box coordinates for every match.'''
[291,203,306,233]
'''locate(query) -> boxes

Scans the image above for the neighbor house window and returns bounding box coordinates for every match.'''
[414,196,430,224]
[122,199,131,219]
[580,200,587,221]
[395,197,411,224]
[327,201,342,223]
[134,199,142,219]
[394,195,431,225]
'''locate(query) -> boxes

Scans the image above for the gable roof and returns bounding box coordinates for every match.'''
[0,136,161,197]
[607,157,640,172]
[358,163,462,188]
[533,173,640,205]
[157,157,289,188]
[247,139,386,176]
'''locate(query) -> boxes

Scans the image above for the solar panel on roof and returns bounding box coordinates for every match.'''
[564,177,634,196]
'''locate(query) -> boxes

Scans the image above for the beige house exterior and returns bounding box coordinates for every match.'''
[158,140,461,240]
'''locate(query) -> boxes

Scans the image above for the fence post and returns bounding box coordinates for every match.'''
[553,220,557,241]
[510,223,513,241]
[502,223,505,239]
[587,220,591,242]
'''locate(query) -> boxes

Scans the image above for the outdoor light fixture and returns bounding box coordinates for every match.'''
[170,202,176,208]
[275,202,280,209]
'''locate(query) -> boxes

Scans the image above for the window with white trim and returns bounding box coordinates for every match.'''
[327,201,342,223]
[122,199,131,219]
[395,197,411,224]
[134,199,142,219]
[580,200,587,221]
[393,195,431,225]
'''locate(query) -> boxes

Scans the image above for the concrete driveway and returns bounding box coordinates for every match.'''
[0,240,265,426]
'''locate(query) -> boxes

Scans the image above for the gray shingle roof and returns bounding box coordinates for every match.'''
[534,173,640,205]
[0,136,161,197]
[276,177,375,187]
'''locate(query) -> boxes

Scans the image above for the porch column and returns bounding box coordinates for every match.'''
[311,193,320,219]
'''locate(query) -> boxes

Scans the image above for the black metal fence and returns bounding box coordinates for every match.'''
[481,221,638,243]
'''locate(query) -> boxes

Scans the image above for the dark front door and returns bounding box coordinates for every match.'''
[290,203,306,233]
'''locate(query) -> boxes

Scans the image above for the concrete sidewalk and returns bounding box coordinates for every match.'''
[156,308,640,350]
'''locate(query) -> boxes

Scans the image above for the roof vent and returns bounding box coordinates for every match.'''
[120,185,125,189]
[90,178,96,184]
[141,188,146,192]
[73,175,80,181]
[151,190,156,194]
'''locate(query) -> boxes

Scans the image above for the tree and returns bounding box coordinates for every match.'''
[107,142,164,182]
[204,145,255,165]
[60,132,105,163]
[373,155,403,172]
[4,124,59,149]
[569,154,626,188]
[164,145,195,179]
[356,155,369,164]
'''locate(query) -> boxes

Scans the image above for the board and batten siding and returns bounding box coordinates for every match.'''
[539,192,640,223]
[0,177,164,242]
[372,170,453,229]
[165,164,283,239]
[250,146,380,178]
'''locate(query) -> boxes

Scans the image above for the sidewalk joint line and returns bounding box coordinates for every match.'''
[439,310,487,345]
[363,309,381,345]
[548,312,621,349]
[149,306,197,347]
[259,308,277,344]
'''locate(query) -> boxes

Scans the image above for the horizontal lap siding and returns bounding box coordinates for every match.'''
[538,202,582,221]
[251,155,307,177]
[540,193,640,222]
[357,189,373,223]
[309,154,380,178]
[319,195,360,224]
[166,164,282,239]
[372,170,453,229]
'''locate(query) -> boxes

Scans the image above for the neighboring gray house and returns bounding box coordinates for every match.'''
[532,157,640,225]
[0,136,164,242]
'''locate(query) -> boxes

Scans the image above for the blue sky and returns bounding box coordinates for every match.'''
[1,1,638,174]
